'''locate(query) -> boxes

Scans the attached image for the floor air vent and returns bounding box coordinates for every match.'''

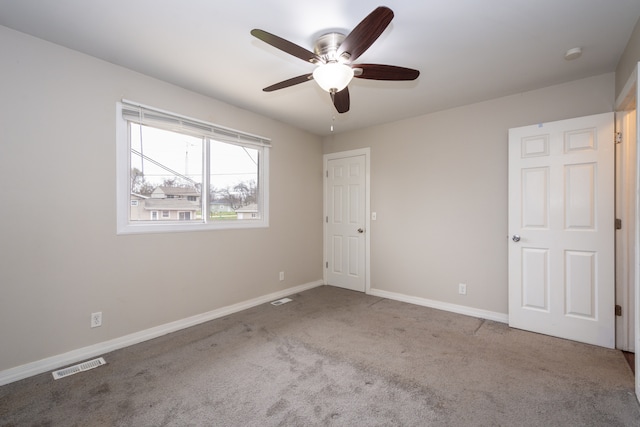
[270,297,292,306]
[52,357,106,380]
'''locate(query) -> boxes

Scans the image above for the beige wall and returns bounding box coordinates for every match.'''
[616,17,640,99]
[323,73,615,315]
[0,26,323,372]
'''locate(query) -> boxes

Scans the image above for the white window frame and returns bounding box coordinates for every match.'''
[116,101,270,234]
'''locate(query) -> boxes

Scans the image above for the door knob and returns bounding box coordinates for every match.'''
[512,234,521,242]
[357,228,364,234]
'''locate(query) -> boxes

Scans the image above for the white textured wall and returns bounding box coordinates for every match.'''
[0,26,323,372]
[616,16,640,99]
[323,73,615,315]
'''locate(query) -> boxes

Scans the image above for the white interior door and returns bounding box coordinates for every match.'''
[508,112,615,348]
[325,153,367,292]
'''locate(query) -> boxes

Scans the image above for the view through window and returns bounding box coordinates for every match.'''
[117,102,270,233]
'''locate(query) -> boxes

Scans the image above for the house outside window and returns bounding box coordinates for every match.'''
[116,101,270,234]
[235,204,260,220]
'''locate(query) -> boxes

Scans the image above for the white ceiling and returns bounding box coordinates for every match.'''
[1,0,639,136]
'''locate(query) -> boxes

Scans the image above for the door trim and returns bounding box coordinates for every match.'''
[615,62,639,403]
[323,148,371,293]
[615,109,636,352]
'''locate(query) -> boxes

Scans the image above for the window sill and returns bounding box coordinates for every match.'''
[116,219,269,235]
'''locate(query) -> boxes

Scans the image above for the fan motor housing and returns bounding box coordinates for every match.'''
[314,32,347,61]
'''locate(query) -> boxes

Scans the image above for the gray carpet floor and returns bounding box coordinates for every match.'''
[1,285,638,426]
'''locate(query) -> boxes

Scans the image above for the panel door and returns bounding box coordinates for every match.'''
[326,155,366,292]
[508,112,615,348]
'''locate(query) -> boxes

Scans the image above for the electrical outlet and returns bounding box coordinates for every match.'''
[458,283,467,295]
[279,271,285,281]
[91,312,102,328]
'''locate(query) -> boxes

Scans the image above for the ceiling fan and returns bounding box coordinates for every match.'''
[251,6,420,114]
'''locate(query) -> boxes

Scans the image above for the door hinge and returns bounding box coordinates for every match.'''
[615,132,622,144]
[325,261,328,268]
[326,170,329,178]
[615,218,622,230]
[615,304,622,316]
[326,216,328,223]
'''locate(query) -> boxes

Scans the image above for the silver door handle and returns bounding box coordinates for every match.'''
[512,234,520,242]
[357,228,364,234]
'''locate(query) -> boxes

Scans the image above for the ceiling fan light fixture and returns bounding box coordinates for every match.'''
[313,62,354,93]
[251,6,417,114]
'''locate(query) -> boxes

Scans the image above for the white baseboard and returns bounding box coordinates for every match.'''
[368,288,509,324]
[0,280,324,386]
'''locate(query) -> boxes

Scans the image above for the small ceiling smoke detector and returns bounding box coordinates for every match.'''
[564,47,582,61]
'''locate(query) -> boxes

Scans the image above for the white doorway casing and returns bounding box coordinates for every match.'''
[615,108,637,353]
[323,148,371,293]
[615,62,639,404]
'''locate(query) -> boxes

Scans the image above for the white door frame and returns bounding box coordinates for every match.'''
[615,106,637,352]
[323,148,371,293]
[615,62,639,403]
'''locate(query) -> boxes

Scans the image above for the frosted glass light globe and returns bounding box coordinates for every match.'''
[313,62,354,92]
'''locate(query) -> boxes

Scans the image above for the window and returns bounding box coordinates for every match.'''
[116,101,270,234]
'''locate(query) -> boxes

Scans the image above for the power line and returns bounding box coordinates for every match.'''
[131,148,198,186]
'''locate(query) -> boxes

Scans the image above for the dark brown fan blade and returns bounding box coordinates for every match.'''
[352,64,420,81]
[251,29,322,64]
[263,73,314,92]
[331,87,350,113]
[337,6,394,62]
